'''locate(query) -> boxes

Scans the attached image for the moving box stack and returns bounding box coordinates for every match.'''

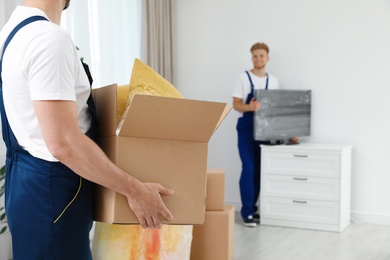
[190,169,235,260]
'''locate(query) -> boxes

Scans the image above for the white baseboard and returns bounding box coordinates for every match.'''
[351,211,390,226]
[226,200,390,227]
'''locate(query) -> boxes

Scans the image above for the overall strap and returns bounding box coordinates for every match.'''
[245,71,255,94]
[0,15,48,148]
[264,73,269,90]
[81,61,98,141]
[1,16,48,60]
[245,71,270,93]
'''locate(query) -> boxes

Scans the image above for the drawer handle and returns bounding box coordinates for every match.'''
[293,200,307,204]
[293,177,308,181]
[294,154,308,158]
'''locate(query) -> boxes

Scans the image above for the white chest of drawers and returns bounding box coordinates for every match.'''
[260,143,352,232]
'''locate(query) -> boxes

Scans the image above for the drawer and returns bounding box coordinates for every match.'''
[262,151,340,178]
[261,197,339,225]
[262,175,340,201]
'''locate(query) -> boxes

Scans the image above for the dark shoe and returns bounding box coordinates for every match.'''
[253,213,260,223]
[243,215,257,227]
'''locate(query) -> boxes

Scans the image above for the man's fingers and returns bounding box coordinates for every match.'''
[130,183,174,229]
[145,217,156,229]
[159,186,174,196]
[152,216,162,229]
[157,185,174,221]
[160,205,174,222]
[139,217,147,229]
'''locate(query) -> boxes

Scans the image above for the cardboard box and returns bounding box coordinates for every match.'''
[190,205,235,260]
[92,84,231,224]
[206,168,225,211]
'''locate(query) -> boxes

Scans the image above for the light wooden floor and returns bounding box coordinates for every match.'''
[234,212,390,260]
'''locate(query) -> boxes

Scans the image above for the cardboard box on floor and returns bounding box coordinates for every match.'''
[190,205,235,260]
[92,84,231,225]
[206,169,225,211]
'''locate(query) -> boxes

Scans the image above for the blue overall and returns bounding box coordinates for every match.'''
[237,71,270,219]
[0,16,96,259]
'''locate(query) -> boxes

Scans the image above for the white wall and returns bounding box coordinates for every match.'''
[0,0,5,26]
[172,0,390,225]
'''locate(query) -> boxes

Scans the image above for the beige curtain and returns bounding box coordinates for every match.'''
[145,0,173,82]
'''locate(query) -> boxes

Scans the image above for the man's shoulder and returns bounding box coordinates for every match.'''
[267,73,278,80]
[266,73,279,89]
[267,73,279,83]
[237,70,251,79]
[7,6,68,38]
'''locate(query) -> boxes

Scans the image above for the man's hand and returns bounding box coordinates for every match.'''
[288,137,299,144]
[126,180,174,229]
[248,97,261,111]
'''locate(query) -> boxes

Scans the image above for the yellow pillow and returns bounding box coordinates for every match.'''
[117,58,183,126]
[116,84,130,124]
[127,58,183,103]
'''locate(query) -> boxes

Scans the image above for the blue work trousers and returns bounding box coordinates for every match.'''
[5,149,93,259]
[237,115,269,219]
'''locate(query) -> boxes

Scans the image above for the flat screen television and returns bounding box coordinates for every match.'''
[254,89,311,144]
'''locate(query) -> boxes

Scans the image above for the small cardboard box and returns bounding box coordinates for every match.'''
[92,84,231,224]
[206,168,225,211]
[191,205,235,260]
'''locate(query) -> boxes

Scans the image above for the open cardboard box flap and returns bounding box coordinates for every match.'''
[119,95,231,141]
[93,84,232,140]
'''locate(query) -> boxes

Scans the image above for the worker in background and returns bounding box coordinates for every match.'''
[232,42,279,227]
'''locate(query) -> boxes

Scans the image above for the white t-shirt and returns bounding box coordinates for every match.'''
[232,71,279,114]
[0,6,91,161]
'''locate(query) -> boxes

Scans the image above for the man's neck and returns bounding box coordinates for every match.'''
[24,0,63,25]
[250,68,267,78]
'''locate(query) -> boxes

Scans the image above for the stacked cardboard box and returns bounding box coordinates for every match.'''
[190,169,235,260]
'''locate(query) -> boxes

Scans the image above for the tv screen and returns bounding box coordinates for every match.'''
[254,89,311,142]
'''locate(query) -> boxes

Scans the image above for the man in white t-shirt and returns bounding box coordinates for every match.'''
[232,42,278,227]
[0,0,173,258]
